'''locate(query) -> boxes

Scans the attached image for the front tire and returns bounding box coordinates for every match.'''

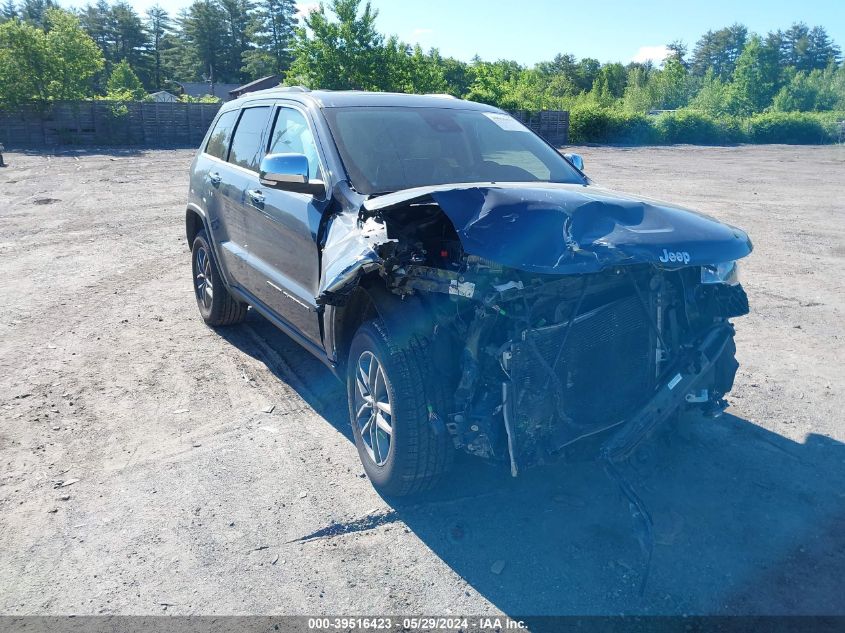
[347,320,453,496]
[191,230,247,326]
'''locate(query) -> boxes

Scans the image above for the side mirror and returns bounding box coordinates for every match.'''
[259,153,325,197]
[564,152,584,171]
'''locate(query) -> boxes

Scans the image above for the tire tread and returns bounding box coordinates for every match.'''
[350,319,454,496]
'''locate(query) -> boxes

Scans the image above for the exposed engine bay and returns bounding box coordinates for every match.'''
[319,183,751,475]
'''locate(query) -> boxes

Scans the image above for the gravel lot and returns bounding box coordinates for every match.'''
[0,144,843,617]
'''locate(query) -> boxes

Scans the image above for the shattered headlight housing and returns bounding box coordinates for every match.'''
[701,261,739,286]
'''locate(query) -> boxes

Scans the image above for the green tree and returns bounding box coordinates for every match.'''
[0,18,50,103]
[652,56,689,109]
[78,1,110,54]
[666,39,688,67]
[0,8,104,105]
[110,1,152,81]
[287,0,383,90]
[18,0,54,27]
[690,24,747,79]
[242,0,296,78]
[2,0,17,21]
[622,65,655,112]
[406,45,448,94]
[499,67,546,110]
[804,26,841,70]
[106,58,145,98]
[772,66,840,111]
[218,0,253,81]
[726,35,780,115]
[464,58,524,108]
[590,71,614,107]
[79,0,153,89]
[440,56,471,97]
[145,5,171,89]
[592,62,626,99]
[574,57,600,92]
[688,68,730,116]
[46,9,105,99]
[779,22,810,68]
[181,0,229,81]
[536,52,579,97]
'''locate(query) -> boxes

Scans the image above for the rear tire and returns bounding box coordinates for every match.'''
[347,319,453,496]
[191,230,248,326]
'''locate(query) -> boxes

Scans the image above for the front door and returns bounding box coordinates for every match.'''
[240,104,326,346]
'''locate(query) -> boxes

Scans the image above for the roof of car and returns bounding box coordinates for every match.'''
[234,88,502,111]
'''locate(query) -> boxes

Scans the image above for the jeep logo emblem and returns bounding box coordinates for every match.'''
[659,248,691,264]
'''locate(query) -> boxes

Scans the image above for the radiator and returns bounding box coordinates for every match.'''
[507,293,655,465]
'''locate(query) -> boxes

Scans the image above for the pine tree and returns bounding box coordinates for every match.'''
[110,1,153,85]
[217,0,253,82]
[19,0,56,27]
[1,0,17,21]
[242,0,296,79]
[181,0,229,82]
[145,5,171,88]
[805,26,841,70]
[690,24,747,79]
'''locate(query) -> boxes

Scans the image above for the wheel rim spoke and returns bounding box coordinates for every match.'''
[194,247,214,310]
[353,350,392,466]
[375,411,391,435]
[373,399,391,416]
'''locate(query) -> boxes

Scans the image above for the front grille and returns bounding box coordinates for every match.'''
[508,293,654,464]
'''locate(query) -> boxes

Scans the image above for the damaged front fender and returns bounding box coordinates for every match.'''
[318,211,392,305]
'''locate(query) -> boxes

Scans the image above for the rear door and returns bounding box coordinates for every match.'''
[215,104,274,288]
[239,102,327,346]
[195,108,246,283]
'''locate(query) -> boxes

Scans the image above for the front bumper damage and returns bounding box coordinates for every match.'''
[597,323,735,594]
[318,181,751,592]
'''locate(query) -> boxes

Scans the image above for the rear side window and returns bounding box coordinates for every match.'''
[228,106,271,171]
[205,109,239,160]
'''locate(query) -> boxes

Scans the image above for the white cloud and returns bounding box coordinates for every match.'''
[631,45,671,64]
[295,2,319,20]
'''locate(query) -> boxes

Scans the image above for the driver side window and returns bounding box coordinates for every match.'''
[267,107,321,181]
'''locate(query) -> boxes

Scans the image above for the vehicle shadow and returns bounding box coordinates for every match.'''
[219,311,845,618]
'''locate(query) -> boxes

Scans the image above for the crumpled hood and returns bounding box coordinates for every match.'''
[365,182,753,274]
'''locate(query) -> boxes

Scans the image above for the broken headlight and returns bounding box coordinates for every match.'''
[700,261,739,286]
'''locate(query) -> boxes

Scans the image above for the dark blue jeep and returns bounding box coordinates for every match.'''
[186,88,751,496]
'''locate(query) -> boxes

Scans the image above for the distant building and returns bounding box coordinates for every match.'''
[174,81,240,102]
[229,75,282,99]
[149,90,178,103]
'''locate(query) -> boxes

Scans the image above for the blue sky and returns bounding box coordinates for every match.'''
[64,0,845,65]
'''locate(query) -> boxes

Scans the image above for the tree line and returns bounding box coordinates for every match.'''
[1,0,843,122]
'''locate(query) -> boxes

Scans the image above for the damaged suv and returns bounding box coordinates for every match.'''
[186,89,751,497]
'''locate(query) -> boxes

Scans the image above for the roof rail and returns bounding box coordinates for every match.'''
[425,93,458,99]
[278,86,311,93]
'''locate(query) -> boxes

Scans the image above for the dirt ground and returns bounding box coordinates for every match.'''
[0,144,843,617]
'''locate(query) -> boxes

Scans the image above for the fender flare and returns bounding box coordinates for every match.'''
[185,204,235,289]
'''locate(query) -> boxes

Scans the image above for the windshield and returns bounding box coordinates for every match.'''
[322,106,584,195]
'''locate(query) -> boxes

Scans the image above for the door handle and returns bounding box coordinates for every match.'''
[209,172,221,186]
[247,189,265,206]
